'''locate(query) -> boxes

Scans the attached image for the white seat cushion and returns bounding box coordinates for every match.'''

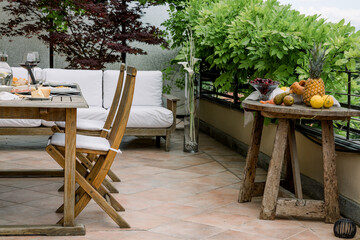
[127,106,173,128]
[103,70,163,108]
[41,107,108,127]
[77,107,109,122]
[56,119,104,131]
[50,133,111,152]
[43,68,103,107]
[0,119,41,127]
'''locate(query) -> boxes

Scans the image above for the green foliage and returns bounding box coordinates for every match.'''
[163,0,360,95]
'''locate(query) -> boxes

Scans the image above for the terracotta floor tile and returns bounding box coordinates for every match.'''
[86,230,133,240]
[141,202,204,220]
[121,231,184,240]
[188,174,239,187]
[155,170,205,180]
[113,194,163,211]
[231,219,306,239]
[0,204,53,222]
[150,220,225,240]
[119,210,175,230]
[206,229,280,240]
[162,181,219,194]
[185,210,253,229]
[0,188,53,204]
[130,187,193,202]
[286,229,321,240]
[181,162,227,175]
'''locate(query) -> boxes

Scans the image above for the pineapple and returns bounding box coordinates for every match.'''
[303,44,326,106]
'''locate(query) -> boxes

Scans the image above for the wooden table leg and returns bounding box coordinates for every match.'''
[260,118,289,220]
[64,108,76,226]
[321,120,340,223]
[288,120,303,199]
[238,112,264,203]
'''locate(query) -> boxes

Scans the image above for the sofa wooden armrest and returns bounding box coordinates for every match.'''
[163,94,180,131]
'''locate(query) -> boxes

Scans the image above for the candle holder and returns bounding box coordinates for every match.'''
[333,218,357,239]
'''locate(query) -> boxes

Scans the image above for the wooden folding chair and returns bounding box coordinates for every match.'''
[46,66,137,228]
[53,63,126,193]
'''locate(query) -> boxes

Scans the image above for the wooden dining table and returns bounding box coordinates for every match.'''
[239,99,360,223]
[0,88,88,236]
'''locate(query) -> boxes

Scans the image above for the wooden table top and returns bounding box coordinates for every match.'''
[0,95,88,108]
[0,85,88,109]
[242,100,360,120]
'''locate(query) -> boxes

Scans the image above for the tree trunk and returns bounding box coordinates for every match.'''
[49,31,54,68]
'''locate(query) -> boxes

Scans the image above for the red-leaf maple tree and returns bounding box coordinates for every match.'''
[0,0,169,69]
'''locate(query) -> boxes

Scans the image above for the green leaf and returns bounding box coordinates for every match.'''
[335,59,348,66]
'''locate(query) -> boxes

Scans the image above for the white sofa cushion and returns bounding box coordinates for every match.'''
[41,106,108,127]
[0,119,41,127]
[77,106,108,122]
[127,106,173,128]
[50,133,112,152]
[11,67,42,82]
[103,70,162,108]
[43,68,103,107]
[56,119,105,131]
[55,105,173,130]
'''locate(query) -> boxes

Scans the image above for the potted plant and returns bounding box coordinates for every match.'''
[178,28,200,153]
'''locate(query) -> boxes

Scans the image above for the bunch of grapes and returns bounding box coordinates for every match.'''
[250,78,279,95]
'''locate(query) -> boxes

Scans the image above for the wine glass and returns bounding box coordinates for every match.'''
[34,70,45,85]
[21,51,40,87]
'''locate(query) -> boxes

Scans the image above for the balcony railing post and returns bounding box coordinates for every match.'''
[233,74,239,104]
[346,70,351,140]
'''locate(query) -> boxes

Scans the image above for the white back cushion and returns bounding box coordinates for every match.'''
[11,67,42,80]
[103,70,162,109]
[43,68,103,107]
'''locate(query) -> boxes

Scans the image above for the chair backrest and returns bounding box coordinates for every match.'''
[100,63,125,138]
[107,66,137,149]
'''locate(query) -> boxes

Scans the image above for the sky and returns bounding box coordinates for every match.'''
[277,0,360,31]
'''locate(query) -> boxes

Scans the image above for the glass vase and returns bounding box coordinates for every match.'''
[0,52,13,86]
[183,73,199,153]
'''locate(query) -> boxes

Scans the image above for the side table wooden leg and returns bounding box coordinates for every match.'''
[238,112,264,203]
[321,120,340,223]
[260,119,289,220]
[288,120,303,199]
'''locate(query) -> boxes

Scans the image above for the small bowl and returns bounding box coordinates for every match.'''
[250,81,279,100]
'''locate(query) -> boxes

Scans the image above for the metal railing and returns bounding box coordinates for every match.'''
[199,66,360,147]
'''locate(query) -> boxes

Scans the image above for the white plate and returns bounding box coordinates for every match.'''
[45,82,77,88]
[26,96,52,101]
[50,88,80,94]
[0,85,14,92]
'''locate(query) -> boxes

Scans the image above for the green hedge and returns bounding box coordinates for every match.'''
[163,0,360,94]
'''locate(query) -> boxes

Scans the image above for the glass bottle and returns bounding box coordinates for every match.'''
[0,52,13,86]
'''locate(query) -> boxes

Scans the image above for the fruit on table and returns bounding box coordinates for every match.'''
[283,95,294,106]
[280,86,287,91]
[322,95,334,108]
[290,80,305,95]
[250,78,279,95]
[303,44,326,105]
[310,95,324,109]
[274,92,289,105]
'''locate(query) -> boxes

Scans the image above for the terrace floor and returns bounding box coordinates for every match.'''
[0,130,357,240]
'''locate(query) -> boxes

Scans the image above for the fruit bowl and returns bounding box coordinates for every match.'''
[250,78,279,100]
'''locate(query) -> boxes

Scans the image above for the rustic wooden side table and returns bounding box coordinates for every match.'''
[238,100,360,223]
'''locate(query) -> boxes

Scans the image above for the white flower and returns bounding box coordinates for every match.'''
[178,62,188,68]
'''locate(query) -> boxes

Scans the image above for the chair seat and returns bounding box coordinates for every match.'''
[56,119,105,131]
[50,133,111,152]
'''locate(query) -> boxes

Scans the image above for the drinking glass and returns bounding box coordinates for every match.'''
[34,70,45,85]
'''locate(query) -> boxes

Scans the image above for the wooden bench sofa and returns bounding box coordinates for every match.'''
[0,67,179,151]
